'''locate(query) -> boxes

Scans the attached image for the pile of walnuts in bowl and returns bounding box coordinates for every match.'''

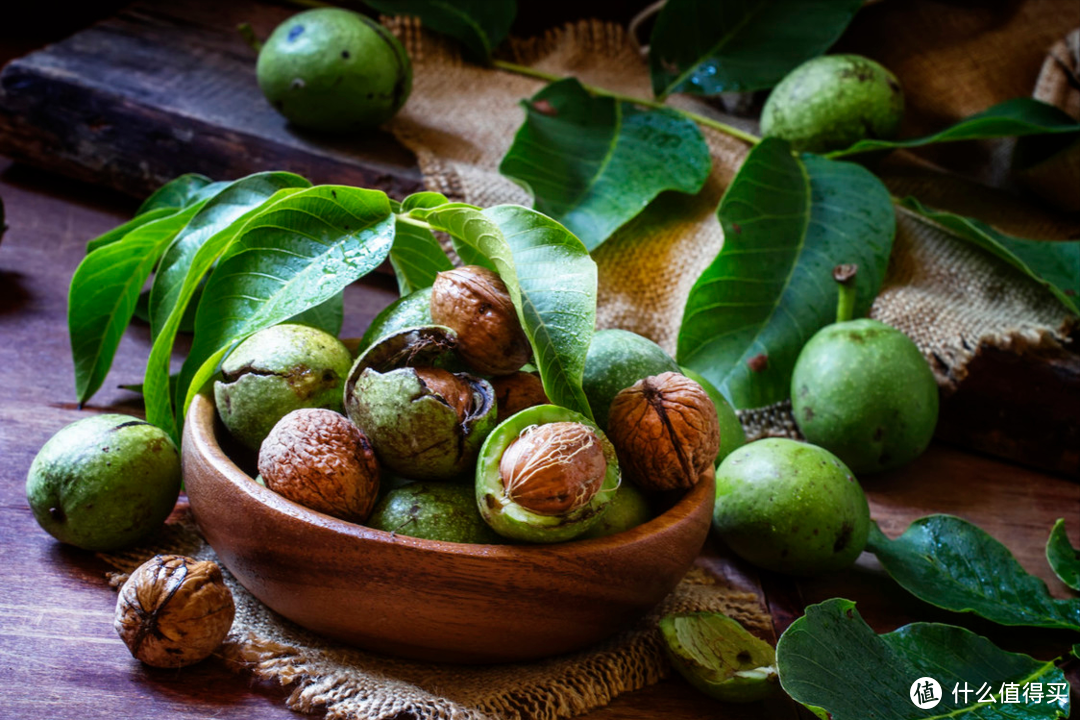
[217,265,724,545]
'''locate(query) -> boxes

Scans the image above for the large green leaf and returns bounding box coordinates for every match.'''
[363,0,515,62]
[649,0,862,98]
[868,516,1080,631]
[390,219,453,295]
[149,172,312,340]
[777,598,1070,720]
[899,198,1078,315]
[829,98,1080,158]
[136,173,219,215]
[1047,519,1080,593]
[425,203,597,418]
[86,208,176,254]
[289,291,344,336]
[68,201,207,405]
[177,186,396,417]
[677,138,895,409]
[499,78,711,251]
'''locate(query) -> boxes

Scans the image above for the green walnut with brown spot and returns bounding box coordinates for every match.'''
[26,414,181,551]
[257,7,412,132]
[214,323,353,451]
[712,438,870,576]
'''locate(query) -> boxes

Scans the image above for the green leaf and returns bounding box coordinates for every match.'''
[134,286,201,334]
[148,172,312,340]
[426,203,597,418]
[401,191,450,213]
[499,78,711,251]
[68,201,207,405]
[177,186,396,418]
[777,598,1070,720]
[1046,519,1080,593]
[363,0,515,62]
[86,208,176,254]
[899,198,1078,315]
[390,219,453,295]
[829,98,1080,158]
[868,516,1080,631]
[136,173,215,215]
[677,139,895,409]
[649,0,862,98]
[289,291,344,336]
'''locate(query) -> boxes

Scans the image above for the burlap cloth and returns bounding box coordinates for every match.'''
[103,9,1078,720]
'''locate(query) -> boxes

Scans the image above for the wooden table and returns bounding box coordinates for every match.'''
[1,4,1078,718]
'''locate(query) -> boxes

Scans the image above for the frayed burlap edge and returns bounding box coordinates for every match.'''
[100,512,769,720]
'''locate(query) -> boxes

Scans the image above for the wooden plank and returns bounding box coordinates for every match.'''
[0,0,423,199]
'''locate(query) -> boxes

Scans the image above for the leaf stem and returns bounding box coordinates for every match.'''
[395,214,435,231]
[491,60,761,146]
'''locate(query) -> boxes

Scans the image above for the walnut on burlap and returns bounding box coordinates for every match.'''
[101,511,769,720]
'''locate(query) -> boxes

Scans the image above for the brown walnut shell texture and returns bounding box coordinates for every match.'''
[114,554,235,668]
[490,371,549,422]
[607,372,720,492]
[258,408,380,522]
[499,421,608,516]
[414,367,474,423]
[430,265,532,376]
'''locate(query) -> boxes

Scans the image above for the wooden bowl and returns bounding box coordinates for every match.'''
[183,393,714,664]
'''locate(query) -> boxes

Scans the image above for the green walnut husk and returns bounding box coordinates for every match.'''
[791,319,939,474]
[761,54,903,154]
[578,482,652,540]
[476,404,620,544]
[256,8,412,132]
[368,482,502,544]
[345,326,496,480]
[659,612,778,703]
[680,366,746,466]
[214,323,353,451]
[582,329,680,430]
[355,287,433,358]
[26,414,181,551]
[713,438,870,576]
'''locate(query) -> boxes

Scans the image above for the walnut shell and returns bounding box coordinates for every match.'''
[114,555,235,668]
[430,266,531,376]
[489,371,549,422]
[499,421,608,516]
[258,408,380,522]
[607,372,720,491]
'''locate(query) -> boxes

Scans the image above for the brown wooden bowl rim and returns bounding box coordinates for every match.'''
[186,392,714,558]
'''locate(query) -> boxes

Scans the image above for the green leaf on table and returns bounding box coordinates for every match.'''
[499,78,711,251]
[899,197,1079,315]
[777,598,1071,720]
[426,203,597,418]
[1047,519,1080,592]
[136,173,216,215]
[176,186,396,420]
[68,201,207,405]
[648,0,863,98]
[86,208,176,254]
[829,98,1080,158]
[868,516,1080,631]
[363,0,515,62]
[677,138,895,409]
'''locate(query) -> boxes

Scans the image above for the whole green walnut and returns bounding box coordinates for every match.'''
[761,54,903,154]
[257,8,412,132]
[476,405,620,544]
[214,323,353,451]
[791,319,939,474]
[582,329,681,430]
[26,414,181,551]
[680,366,746,466]
[368,482,502,544]
[578,483,652,540]
[713,438,870,576]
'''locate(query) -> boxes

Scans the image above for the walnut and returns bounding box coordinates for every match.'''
[607,372,720,491]
[114,555,235,668]
[489,371,549,422]
[258,408,380,522]
[430,265,532,375]
[499,422,608,516]
[414,367,474,424]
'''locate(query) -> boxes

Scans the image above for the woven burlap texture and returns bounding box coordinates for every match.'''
[102,512,769,720]
[387,18,1075,441]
